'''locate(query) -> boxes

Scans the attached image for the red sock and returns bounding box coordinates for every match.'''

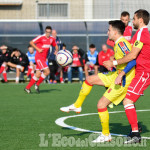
[36,73,46,86]
[2,71,7,82]
[0,64,6,74]
[60,77,63,82]
[26,76,37,89]
[31,70,34,78]
[27,66,32,77]
[124,104,138,131]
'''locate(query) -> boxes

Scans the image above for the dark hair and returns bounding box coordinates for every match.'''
[134,9,150,25]
[121,11,130,17]
[109,20,125,35]
[89,44,95,48]
[28,45,33,48]
[62,43,66,48]
[45,26,52,30]
[13,48,20,52]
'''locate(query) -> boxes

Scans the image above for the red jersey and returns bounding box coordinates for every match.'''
[32,34,56,60]
[107,25,132,47]
[98,49,114,66]
[131,27,150,72]
[72,53,81,66]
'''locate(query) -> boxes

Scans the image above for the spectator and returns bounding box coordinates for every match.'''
[95,44,114,72]
[24,45,36,79]
[84,44,98,78]
[47,29,63,84]
[0,45,13,82]
[67,45,84,83]
[10,49,29,83]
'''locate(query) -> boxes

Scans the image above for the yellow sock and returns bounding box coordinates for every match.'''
[74,81,93,108]
[98,108,110,136]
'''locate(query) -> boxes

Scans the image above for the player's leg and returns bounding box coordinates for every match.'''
[16,67,20,83]
[92,96,112,143]
[36,68,50,86]
[2,69,7,82]
[60,74,105,113]
[0,62,6,74]
[78,67,83,83]
[67,66,72,83]
[84,64,89,78]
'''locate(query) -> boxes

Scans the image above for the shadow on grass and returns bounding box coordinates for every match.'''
[61,121,149,137]
[39,88,61,93]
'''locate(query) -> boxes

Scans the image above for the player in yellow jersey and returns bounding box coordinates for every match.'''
[60,20,136,143]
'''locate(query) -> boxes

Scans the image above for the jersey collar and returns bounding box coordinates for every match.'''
[115,36,123,44]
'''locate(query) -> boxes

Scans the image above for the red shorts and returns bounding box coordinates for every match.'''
[35,58,48,70]
[126,71,150,102]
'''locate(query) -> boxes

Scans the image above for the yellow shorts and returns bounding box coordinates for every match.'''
[98,71,128,105]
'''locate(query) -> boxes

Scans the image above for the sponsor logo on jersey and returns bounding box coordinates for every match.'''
[42,45,51,48]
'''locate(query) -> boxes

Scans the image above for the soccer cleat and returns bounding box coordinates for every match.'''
[35,84,40,94]
[60,81,64,84]
[124,132,141,144]
[24,88,31,94]
[92,133,112,143]
[48,80,53,84]
[108,103,114,108]
[53,80,57,84]
[128,123,142,137]
[60,104,82,113]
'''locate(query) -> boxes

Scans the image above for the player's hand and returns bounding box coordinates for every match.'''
[115,75,122,85]
[103,60,115,71]
[54,51,58,55]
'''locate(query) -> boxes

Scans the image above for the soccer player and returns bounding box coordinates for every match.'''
[25,45,36,79]
[84,44,98,78]
[10,49,29,83]
[60,20,136,142]
[107,11,132,47]
[103,9,150,143]
[24,26,58,93]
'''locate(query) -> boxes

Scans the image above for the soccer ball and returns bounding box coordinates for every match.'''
[56,50,73,66]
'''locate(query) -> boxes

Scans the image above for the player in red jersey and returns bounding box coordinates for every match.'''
[104,9,150,144]
[107,11,132,47]
[24,26,58,93]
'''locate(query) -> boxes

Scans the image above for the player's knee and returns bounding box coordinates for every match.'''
[123,98,134,106]
[86,76,93,85]
[44,69,50,76]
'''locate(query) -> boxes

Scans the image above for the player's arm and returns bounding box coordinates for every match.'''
[54,45,59,55]
[30,40,43,53]
[103,40,143,68]
[115,59,136,85]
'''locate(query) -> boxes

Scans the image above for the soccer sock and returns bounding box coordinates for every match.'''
[2,71,7,82]
[27,66,33,77]
[60,77,63,82]
[36,73,46,86]
[98,108,110,135]
[26,76,38,89]
[16,77,19,83]
[0,63,6,74]
[31,70,34,78]
[124,104,139,132]
[74,80,93,108]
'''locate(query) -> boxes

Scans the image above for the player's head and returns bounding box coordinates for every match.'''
[133,9,150,29]
[28,45,34,54]
[120,11,130,27]
[0,45,7,54]
[45,26,52,37]
[13,49,21,57]
[62,43,66,50]
[89,44,96,53]
[108,20,125,41]
[102,44,108,53]
[52,30,57,38]
[72,45,79,54]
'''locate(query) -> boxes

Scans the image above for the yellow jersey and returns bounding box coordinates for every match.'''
[113,36,135,86]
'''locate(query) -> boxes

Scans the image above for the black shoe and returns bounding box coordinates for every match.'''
[124,132,141,144]
[35,84,40,94]
[24,88,31,94]
[128,123,142,137]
